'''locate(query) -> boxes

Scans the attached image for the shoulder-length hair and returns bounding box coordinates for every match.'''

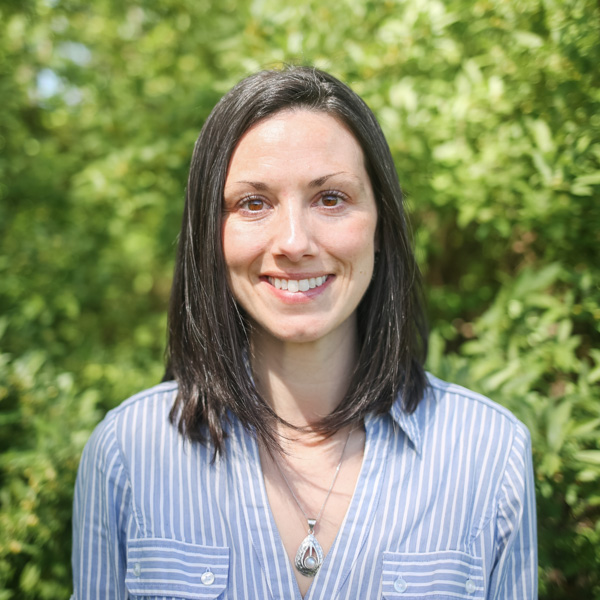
[164,66,428,455]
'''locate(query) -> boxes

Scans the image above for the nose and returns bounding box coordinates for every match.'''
[271,201,317,262]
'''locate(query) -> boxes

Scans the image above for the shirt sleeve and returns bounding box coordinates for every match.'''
[72,415,131,600]
[487,423,538,599]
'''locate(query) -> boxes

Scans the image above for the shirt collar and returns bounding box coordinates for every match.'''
[245,346,425,453]
[388,394,423,454]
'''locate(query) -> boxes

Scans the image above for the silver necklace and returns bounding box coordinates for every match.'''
[272,428,353,578]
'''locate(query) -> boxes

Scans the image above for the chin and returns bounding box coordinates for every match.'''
[274,330,327,344]
[262,321,332,345]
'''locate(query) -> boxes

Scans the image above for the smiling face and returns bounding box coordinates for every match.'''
[222,109,378,345]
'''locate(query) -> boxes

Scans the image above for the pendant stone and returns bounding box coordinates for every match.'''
[294,519,324,577]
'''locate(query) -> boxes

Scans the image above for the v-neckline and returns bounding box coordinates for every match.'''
[233,414,390,600]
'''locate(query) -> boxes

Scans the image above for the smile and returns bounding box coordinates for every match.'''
[267,275,329,293]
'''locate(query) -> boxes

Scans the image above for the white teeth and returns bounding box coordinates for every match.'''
[268,275,329,293]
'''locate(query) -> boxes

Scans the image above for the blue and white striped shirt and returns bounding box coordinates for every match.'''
[72,373,537,599]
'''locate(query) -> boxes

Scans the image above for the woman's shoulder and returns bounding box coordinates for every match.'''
[422,372,531,445]
[101,380,178,429]
[111,380,179,413]
[82,381,181,464]
[426,373,524,422]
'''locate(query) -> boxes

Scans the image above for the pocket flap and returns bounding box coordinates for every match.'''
[382,550,484,599]
[125,538,229,599]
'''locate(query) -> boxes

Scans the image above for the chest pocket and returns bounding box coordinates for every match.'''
[125,538,229,599]
[381,550,485,599]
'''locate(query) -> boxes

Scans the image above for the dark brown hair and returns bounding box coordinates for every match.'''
[163,66,428,455]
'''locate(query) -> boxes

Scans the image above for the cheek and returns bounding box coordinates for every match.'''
[222,221,265,276]
[327,221,377,268]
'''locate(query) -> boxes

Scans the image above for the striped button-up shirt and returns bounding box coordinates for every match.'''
[72,373,537,599]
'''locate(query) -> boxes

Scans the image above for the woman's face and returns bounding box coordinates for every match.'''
[222,109,378,345]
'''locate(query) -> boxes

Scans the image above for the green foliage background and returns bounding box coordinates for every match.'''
[1,0,599,597]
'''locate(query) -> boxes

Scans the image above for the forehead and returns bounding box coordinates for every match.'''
[226,109,368,181]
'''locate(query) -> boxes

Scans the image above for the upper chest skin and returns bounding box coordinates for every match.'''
[259,427,366,597]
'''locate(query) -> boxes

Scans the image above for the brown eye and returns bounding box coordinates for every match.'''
[243,198,265,211]
[320,192,343,207]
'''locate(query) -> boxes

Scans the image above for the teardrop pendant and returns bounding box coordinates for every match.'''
[294,520,324,577]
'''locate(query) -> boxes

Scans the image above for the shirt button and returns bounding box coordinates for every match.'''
[465,579,476,594]
[394,576,408,593]
[201,568,215,586]
[132,562,141,577]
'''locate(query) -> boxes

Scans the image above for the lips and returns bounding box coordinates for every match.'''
[267,275,329,293]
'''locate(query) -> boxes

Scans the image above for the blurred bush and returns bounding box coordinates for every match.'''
[0,0,598,597]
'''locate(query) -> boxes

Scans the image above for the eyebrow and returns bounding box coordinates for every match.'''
[235,171,348,191]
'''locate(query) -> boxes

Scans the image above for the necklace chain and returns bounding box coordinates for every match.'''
[273,427,353,529]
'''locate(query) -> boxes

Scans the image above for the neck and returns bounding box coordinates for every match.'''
[250,321,359,432]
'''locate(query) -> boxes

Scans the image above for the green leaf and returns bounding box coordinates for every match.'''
[573,172,600,186]
[547,400,572,452]
[571,418,600,439]
[574,451,600,466]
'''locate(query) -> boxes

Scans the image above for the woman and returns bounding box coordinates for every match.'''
[72,66,537,599]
